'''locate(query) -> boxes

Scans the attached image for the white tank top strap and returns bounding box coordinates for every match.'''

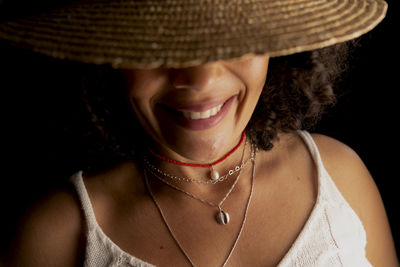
[296,130,325,174]
[69,171,156,267]
[69,171,99,230]
[296,130,329,201]
[297,130,362,206]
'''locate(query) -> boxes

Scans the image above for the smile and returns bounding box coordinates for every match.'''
[156,95,237,131]
[181,104,223,120]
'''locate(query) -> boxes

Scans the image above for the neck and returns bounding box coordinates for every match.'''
[143,135,253,196]
[148,131,246,168]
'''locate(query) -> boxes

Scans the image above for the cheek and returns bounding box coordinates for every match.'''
[125,72,165,117]
[239,56,269,98]
[230,54,269,90]
[125,85,159,138]
[248,55,269,88]
[249,59,269,100]
[126,85,151,117]
[234,56,269,119]
[127,88,165,141]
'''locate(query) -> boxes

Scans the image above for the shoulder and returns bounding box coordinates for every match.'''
[310,133,369,192]
[309,133,374,216]
[309,133,381,213]
[2,183,85,267]
[310,133,399,266]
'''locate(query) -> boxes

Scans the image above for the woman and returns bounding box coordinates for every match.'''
[0,0,398,266]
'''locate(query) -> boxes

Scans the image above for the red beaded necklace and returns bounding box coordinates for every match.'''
[147,131,246,181]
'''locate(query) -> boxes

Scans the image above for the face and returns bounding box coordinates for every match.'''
[123,53,269,162]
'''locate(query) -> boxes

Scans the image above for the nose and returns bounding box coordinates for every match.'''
[168,62,224,91]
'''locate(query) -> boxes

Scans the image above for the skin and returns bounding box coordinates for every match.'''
[2,54,398,266]
[122,54,268,162]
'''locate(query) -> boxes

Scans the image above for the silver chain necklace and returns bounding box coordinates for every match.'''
[143,147,257,267]
[143,151,253,185]
[145,139,249,225]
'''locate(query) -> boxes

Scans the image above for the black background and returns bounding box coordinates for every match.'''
[0,0,398,259]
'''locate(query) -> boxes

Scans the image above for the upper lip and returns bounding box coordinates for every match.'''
[159,95,236,112]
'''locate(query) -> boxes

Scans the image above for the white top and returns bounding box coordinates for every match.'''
[70,131,372,267]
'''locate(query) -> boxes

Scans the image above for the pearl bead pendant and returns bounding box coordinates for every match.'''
[210,167,220,181]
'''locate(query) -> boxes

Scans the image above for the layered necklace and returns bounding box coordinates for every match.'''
[145,138,255,225]
[143,134,258,266]
[147,130,246,182]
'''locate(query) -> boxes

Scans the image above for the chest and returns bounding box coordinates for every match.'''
[94,168,317,267]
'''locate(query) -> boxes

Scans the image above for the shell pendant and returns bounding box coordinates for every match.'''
[216,209,230,225]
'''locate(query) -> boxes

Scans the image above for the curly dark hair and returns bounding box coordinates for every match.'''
[77,42,352,171]
[247,42,352,150]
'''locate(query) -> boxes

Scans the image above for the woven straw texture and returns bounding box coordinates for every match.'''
[0,0,387,69]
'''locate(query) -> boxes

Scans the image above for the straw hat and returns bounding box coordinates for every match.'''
[0,0,387,69]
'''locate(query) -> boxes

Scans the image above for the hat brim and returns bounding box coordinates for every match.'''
[0,0,387,69]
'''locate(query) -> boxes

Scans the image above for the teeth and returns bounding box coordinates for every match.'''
[183,104,223,120]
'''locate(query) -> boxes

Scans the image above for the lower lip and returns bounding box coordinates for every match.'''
[158,95,236,131]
